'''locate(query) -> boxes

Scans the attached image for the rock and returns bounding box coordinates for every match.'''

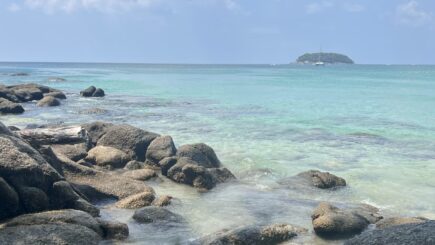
[11,72,29,76]
[82,121,114,146]
[152,195,173,207]
[92,88,105,97]
[1,209,103,237]
[0,98,24,114]
[17,186,50,213]
[78,107,108,115]
[176,143,221,168]
[160,156,178,176]
[311,202,378,238]
[86,145,130,169]
[0,177,19,220]
[51,142,89,161]
[124,160,145,170]
[97,218,129,240]
[0,224,101,245]
[115,191,155,209]
[0,86,20,102]
[296,170,346,189]
[80,86,96,97]
[122,169,157,181]
[133,206,185,225]
[376,217,428,229]
[37,95,61,107]
[194,224,307,245]
[19,125,88,146]
[44,91,67,99]
[97,124,159,161]
[6,83,57,102]
[68,198,100,217]
[145,136,177,166]
[51,181,81,205]
[0,122,15,137]
[344,221,435,245]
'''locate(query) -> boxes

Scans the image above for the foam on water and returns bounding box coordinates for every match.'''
[2,63,435,243]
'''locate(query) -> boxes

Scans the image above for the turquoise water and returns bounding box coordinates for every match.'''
[1,63,435,244]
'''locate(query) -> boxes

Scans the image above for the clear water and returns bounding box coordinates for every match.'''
[1,63,435,244]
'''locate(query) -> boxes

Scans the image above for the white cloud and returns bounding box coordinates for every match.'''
[305,1,364,14]
[343,2,365,13]
[8,3,22,12]
[396,1,432,27]
[24,0,158,13]
[305,1,334,14]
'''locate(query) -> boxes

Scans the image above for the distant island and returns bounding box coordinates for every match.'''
[296,52,354,64]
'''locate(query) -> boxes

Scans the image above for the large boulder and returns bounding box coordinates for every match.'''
[344,221,435,245]
[297,170,346,189]
[18,125,88,147]
[82,121,114,146]
[145,135,177,166]
[0,224,101,245]
[44,91,67,99]
[80,86,96,97]
[96,218,129,240]
[193,224,307,245]
[85,145,130,169]
[115,191,155,209]
[0,177,19,220]
[6,83,59,102]
[375,217,428,229]
[17,186,50,213]
[0,98,24,114]
[51,142,89,162]
[176,143,221,168]
[93,88,105,97]
[132,206,185,225]
[97,124,159,161]
[37,95,61,107]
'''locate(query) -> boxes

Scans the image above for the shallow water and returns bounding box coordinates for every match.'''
[1,63,435,244]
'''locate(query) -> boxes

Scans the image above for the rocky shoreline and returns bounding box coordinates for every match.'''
[1,83,434,244]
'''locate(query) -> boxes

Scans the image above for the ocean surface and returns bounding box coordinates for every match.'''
[1,63,435,244]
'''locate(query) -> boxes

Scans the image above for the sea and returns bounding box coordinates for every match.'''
[1,63,434,244]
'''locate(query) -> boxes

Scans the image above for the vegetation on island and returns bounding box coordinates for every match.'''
[297,52,354,64]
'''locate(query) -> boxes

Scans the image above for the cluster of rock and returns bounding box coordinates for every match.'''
[80,86,105,97]
[0,83,66,113]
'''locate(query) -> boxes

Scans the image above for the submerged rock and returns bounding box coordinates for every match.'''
[86,145,130,169]
[115,191,155,209]
[297,170,346,189]
[0,98,24,114]
[93,88,105,97]
[37,95,61,107]
[133,206,185,225]
[311,202,380,238]
[344,221,435,245]
[44,91,67,99]
[145,135,177,166]
[96,218,129,240]
[194,223,307,245]
[375,217,428,229]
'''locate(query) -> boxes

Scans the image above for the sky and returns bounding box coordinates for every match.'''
[0,0,434,64]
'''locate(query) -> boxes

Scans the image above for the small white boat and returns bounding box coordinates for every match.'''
[314,61,325,66]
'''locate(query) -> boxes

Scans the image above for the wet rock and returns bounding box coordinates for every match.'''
[69,198,100,217]
[1,209,103,237]
[124,160,145,170]
[0,122,14,136]
[82,121,114,146]
[51,142,89,161]
[122,169,157,181]
[11,72,29,76]
[6,83,58,102]
[17,186,50,213]
[51,181,81,205]
[37,95,61,107]
[176,143,221,168]
[97,218,129,240]
[86,145,130,169]
[297,170,346,189]
[0,224,101,245]
[145,135,177,166]
[344,220,435,245]
[92,88,105,97]
[0,85,20,102]
[0,98,24,114]
[311,202,378,238]
[133,206,185,225]
[78,107,108,115]
[376,217,428,229]
[115,191,155,209]
[152,195,173,207]
[44,91,67,99]
[0,177,19,220]
[194,223,307,245]
[80,86,96,97]
[97,124,159,161]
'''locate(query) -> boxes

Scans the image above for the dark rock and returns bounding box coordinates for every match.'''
[97,218,129,240]
[0,177,19,220]
[124,160,145,170]
[85,145,130,169]
[17,186,50,213]
[0,224,101,245]
[122,169,157,181]
[80,86,96,97]
[177,143,221,168]
[344,221,435,245]
[311,202,379,238]
[115,191,155,209]
[82,121,114,146]
[37,96,61,107]
[279,170,346,190]
[10,72,29,76]
[92,88,105,97]
[152,195,173,207]
[51,181,81,206]
[194,224,307,245]
[44,91,67,99]
[0,98,24,114]
[69,198,100,217]
[0,86,20,102]
[376,217,428,229]
[97,124,159,161]
[145,135,177,166]
[51,142,89,162]
[133,206,185,225]
[0,122,14,136]
[160,156,178,176]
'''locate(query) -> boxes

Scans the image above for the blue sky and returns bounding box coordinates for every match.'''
[0,0,434,64]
